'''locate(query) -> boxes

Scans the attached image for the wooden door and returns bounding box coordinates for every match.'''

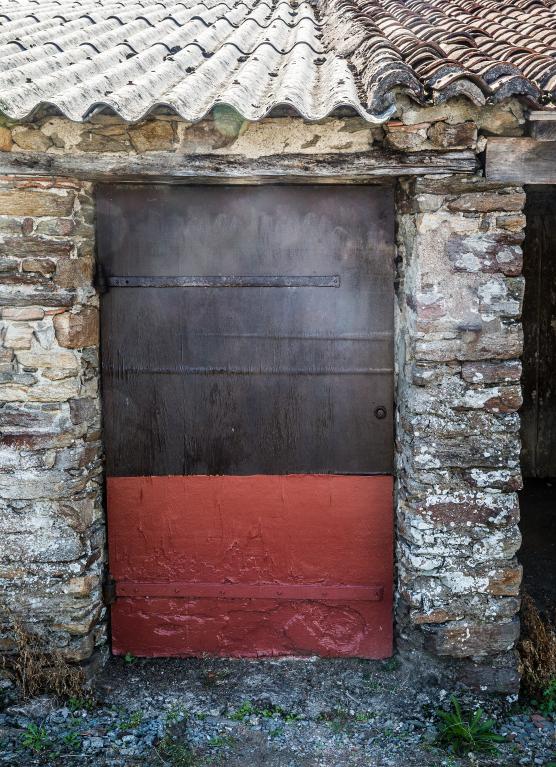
[522,186,556,478]
[97,184,394,658]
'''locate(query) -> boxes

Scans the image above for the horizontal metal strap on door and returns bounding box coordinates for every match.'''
[114,581,384,602]
[106,275,341,288]
[104,366,394,376]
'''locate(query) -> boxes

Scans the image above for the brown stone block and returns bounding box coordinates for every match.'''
[4,323,33,349]
[35,218,76,237]
[129,120,176,152]
[424,617,520,657]
[65,576,98,598]
[0,126,13,152]
[77,127,131,153]
[0,190,74,217]
[62,633,96,662]
[463,467,523,491]
[447,233,523,276]
[415,323,523,362]
[2,306,45,321]
[11,127,53,152]
[384,122,430,152]
[483,386,523,413]
[0,256,18,276]
[486,564,523,596]
[69,396,99,426]
[53,307,99,349]
[22,257,56,276]
[16,348,78,371]
[458,655,520,693]
[496,213,527,232]
[54,257,94,289]
[414,178,520,196]
[411,492,519,529]
[428,122,477,149]
[6,176,82,191]
[0,237,73,260]
[448,192,525,213]
[413,609,454,625]
[461,360,522,384]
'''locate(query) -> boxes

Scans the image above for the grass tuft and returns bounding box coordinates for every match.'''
[436,696,504,756]
[518,593,556,702]
[1,611,86,700]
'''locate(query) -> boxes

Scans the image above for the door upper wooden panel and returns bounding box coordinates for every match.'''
[97,184,395,476]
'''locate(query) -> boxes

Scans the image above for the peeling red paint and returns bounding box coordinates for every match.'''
[108,475,393,658]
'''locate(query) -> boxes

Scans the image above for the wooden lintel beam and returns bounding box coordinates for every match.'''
[486,137,556,184]
[0,148,478,183]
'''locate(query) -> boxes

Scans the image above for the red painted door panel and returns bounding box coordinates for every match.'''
[108,475,393,658]
[97,185,395,659]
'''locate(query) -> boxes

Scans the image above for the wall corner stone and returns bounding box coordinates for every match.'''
[0,175,105,664]
[394,173,525,694]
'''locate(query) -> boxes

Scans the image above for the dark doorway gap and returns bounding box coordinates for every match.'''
[519,479,556,620]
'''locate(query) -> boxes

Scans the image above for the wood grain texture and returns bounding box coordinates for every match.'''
[98,184,395,476]
[486,138,556,183]
[529,121,556,142]
[0,149,479,182]
[521,186,556,477]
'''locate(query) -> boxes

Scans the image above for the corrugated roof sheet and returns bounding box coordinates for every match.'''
[0,0,388,122]
[0,0,555,123]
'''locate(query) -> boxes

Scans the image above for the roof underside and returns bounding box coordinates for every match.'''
[0,0,555,123]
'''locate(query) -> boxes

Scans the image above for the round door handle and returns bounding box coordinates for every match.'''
[374,406,387,420]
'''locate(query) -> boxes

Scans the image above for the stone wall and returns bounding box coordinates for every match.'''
[395,177,525,693]
[0,102,528,690]
[0,175,105,663]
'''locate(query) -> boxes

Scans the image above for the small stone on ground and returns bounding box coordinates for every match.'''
[1,657,555,766]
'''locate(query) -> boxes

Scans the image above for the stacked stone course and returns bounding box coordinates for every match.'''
[0,175,104,662]
[396,177,525,692]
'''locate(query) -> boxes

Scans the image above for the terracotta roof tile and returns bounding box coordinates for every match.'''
[321,0,556,113]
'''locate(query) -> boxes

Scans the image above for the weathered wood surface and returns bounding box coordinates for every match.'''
[0,149,478,182]
[529,122,556,142]
[521,186,556,478]
[486,138,556,183]
[527,112,556,142]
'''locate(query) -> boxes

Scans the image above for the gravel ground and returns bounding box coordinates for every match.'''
[0,657,555,766]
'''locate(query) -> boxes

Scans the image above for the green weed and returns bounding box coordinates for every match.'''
[61,730,82,750]
[119,710,144,730]
[229,701,255,721]
[207,734,235,748]
[123,652,137,664]
[155,735,197,766]
[166,704,190,724]
[381,657,401,672]
[20,723,51,753]
[436,696,504,756]
[531,678,556,716]
[67,695,95,713]
[228,700,300,723]
[355,711,373,723]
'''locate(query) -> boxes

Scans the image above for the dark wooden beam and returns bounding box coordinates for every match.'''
[527,111,556,142]
[486,138,556,184]
[0,148,478,183]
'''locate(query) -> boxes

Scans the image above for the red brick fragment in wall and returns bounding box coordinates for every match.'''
[108,475,393,659]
